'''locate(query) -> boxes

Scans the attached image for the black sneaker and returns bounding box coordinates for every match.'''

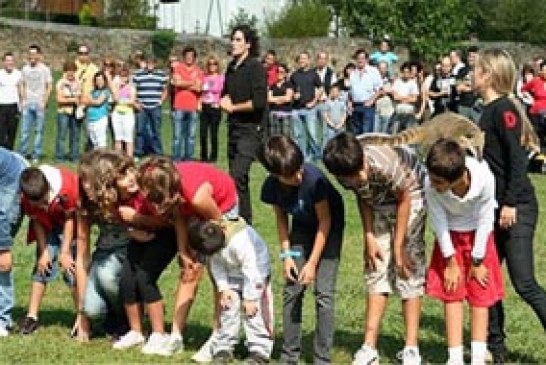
[212,350,233,364]
[246,352,269,364]
[19,316,39,335]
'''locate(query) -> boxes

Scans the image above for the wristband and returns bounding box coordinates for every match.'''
[279,249,301,260]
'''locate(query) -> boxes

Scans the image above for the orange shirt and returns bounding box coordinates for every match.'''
[173,63,203,111]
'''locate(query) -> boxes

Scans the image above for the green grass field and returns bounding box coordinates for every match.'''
[3,85,546,364]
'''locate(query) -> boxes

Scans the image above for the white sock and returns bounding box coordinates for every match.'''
[404,345,420,355]
[27,314,38,321]
[471,341,487,364]
[171,332,182,340]
[448,346,464,364]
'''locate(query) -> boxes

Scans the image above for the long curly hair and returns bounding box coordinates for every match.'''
[138,155,182,216]
[78,149,135,221]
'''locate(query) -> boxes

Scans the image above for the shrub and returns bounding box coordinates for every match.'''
[266,0,331,38]
[151,30,177,61]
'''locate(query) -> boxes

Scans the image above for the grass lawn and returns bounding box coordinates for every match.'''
[3,78,546,363]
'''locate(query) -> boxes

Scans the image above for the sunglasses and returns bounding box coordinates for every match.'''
[208,62,218,66]
[78,51,89,55]
[104,63,114,67]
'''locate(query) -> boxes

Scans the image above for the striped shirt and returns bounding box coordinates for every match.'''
[132,69,167,109]
[355,145,426,207]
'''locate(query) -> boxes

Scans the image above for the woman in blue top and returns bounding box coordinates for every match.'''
[84,72,111,148]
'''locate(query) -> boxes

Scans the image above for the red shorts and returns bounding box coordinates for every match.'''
[425,231,504,307]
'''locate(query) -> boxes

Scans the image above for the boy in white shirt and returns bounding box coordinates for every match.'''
[425,138,504,365]
[188,218,273,364]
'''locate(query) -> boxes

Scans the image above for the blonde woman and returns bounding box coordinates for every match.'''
[474,48,546,363]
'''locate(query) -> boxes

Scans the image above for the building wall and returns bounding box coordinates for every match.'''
[35,0,103,16]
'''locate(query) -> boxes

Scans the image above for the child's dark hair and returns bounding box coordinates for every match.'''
[138,155,182,215]
[258,135,303,177]
[188,220,225,256]
[426,138,466,183]
[323,132,364,176]
[93,71,107,90]
[20,167,49,201]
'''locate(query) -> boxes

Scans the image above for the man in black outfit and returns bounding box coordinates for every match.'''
[220,24,267,225]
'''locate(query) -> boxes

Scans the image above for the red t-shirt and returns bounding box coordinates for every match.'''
[22,167,79,243]
[119,191,156,216]
[521,76,546,114]
[176,162,237,218]
[173,63,204,111]
[266,64,278,87]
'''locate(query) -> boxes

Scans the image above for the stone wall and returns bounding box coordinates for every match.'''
[1,17,546,74]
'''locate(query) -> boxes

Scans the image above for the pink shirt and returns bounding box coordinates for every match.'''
[201,74,224,105]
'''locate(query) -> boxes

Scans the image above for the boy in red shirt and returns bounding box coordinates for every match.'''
[18,165,78,335]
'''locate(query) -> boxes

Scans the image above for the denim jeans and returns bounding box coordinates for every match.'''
[488,199,546,353]
[352,104,375,134]
[387,113,417,134]
[323,125,343,148]
[281,229,342,365]
[31,226,75,286]
[55,112,81,161]
[293,107,320,162]
[19,102,45,159]
[0,171,24,329]
[83,247,127,319]
[268,112,293,138]
[172,110,198,161]
[135,107,163,156]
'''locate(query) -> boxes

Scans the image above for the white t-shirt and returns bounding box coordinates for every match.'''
[22,63,52,104]
[392,77,418,113]
[0,68,22,105]
[425,157,497,260]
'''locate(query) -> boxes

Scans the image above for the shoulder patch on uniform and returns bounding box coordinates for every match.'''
[503,110,517,129]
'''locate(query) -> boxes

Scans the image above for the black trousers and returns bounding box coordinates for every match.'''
[200,103,222,162]
[227,121,262,225]
[488,198,546,353]
[0,104,19,150]
[119,229,177,304]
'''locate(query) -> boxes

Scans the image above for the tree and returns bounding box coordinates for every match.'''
[105,0,156,29]
[227,7,259,35]
[475,0,546,45]
[266,0,331,38]
[333,0,478,61]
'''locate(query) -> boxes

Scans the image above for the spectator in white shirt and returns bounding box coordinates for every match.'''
[389,62,419,133]
[0,52,23,150]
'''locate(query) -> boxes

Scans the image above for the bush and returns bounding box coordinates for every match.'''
[151,30,177,61]
[266,0,331,38]
[78,3,94,26]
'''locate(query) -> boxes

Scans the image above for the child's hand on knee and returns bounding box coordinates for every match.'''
[469,263,489,288]
[283,258,299,282]
[394,248,414,280]
[298,261,317,285]
[365,234,384,272]
[37,249,52,276]
[444,257,461,293]
[243,299,258,318]
[60,252,75,275]
[220,289,236,310]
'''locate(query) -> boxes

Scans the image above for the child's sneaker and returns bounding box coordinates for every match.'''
[141,332,171,356]
[397,348,421,365]
[19,316,39,335]
[113,330,145,350]
[163,334,184,356]
[192,334,215,362]
[212,350,233,364]
[352,344,379,365]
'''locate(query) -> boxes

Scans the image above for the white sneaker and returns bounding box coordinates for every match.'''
[446,359,464,365]
[141,332,171,356]
[191,334,215,363]
[484,349,493,364]
[163,334,184,356]
[352,345,379,365]
[113,330,145,350]
[0,326,8,337]
[397,348,421,365]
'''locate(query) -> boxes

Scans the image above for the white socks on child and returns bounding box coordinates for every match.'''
[447,343,487,365]
[448,346,464,365]
[471,341,487,365]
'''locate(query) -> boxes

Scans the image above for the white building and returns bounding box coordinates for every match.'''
[150,0,288,37]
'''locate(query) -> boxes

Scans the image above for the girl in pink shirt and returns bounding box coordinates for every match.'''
[200,55,225,162]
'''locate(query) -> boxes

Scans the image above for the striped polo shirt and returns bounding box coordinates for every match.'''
[132,69,168,109]
[355,144,426,207]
